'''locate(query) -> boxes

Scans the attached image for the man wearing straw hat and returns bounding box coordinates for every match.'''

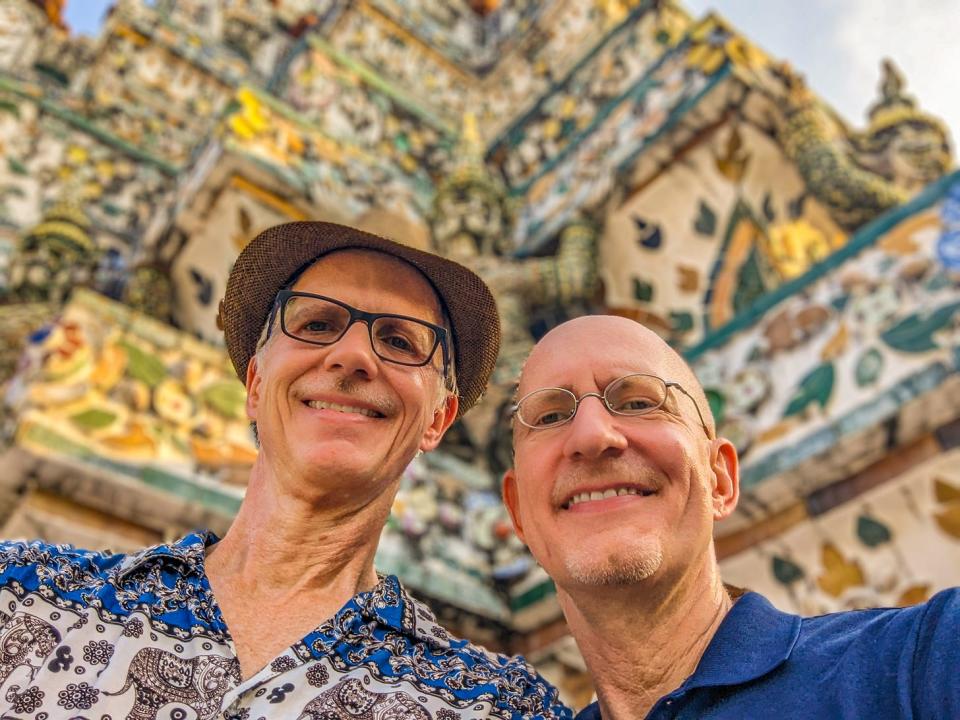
[0,222,570,719]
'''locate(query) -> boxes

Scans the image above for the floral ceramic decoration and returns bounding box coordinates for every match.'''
[721,448,960,616]
[691,175,960,487]
[7,289,256,489]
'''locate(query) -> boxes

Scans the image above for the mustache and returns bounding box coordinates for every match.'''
[551,456,664,505]
[297,376,399,416]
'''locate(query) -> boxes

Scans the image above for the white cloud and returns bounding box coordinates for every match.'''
[829,0,960,144]
[684,0,959,147]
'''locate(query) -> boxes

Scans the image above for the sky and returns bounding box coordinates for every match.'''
[684,0,960,144]
[63,0,113,34]
[64,0,959,143]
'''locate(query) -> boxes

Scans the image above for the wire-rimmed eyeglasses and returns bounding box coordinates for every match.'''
[513,373,712,437]
[270,289,450,376]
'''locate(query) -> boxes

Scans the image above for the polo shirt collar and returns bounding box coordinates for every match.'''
[681,591,801,691]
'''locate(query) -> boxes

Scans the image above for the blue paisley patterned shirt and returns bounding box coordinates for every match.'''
[0,532,571,720]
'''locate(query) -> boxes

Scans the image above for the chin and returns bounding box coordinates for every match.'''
[562,535,664,586]
[294,445,377,475]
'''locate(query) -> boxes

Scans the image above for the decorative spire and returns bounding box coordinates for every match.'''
[868,59,915,130]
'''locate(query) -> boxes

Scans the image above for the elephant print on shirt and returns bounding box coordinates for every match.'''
[105,647,240,720]
[297,677,433,720]
[0,610,62,683]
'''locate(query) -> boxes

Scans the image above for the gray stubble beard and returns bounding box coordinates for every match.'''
[564,535,664,586]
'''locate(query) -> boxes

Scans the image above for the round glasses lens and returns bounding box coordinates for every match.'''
[518,388,577,428]
[284,296,350,343]
[605,374,667,415]
[371,317,438,365]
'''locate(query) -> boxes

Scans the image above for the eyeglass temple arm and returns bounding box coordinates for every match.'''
[667,383,713,439]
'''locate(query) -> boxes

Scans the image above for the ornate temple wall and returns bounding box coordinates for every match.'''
[602,121,847,344]
[721,447,960,615]
[0,3,957,698]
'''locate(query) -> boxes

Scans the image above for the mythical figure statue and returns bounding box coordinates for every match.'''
[5,198,99,305]
[430,114,599,475]
[776,59,952,232]
[122,227,191,322]
[854,59,953,194]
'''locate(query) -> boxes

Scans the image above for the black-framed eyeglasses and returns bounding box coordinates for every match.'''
[271,289,450,375]
[513,373,712,437]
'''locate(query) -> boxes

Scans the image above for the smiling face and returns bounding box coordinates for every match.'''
[503,315,738,591]
[245,249,457,508]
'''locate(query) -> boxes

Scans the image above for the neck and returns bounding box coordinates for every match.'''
[561,549,731,720]
[206,455,391,601]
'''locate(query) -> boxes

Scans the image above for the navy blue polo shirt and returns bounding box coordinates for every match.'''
[575,588,960,719]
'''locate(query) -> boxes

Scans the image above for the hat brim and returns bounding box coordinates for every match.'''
[221,221,501,418]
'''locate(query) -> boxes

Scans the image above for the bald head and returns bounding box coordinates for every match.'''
[517,315,715,437]
[504,315,737,596]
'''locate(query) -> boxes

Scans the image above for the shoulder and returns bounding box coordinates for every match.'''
[0,538,126,596]
[573,703,600,720]
[907,588,960,663]
[388,581,571,719]
[790,588,960,670]
[799,588,959,638]
[444,635,573,720]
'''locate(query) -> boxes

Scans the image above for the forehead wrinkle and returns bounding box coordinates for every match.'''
[294,248,444,325]
[518,316,659,390]
[516,315,716,433]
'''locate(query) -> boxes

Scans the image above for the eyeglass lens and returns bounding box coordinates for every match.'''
[518,374,667,428]
[283,295,439,366]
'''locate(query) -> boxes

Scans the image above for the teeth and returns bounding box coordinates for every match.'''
[564,487,653,508]
[306,400,380,417]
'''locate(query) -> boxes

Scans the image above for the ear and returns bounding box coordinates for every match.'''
[419,394,459,452]
[501,468,527,544]
[709,437,740,521]
[245,355,262,423]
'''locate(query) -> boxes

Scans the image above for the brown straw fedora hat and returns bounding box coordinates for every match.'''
[220,221,501,418]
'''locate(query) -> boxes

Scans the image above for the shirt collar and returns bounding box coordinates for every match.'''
[116,536,450,650]
[681,591,801,691]
[357,574,453,649]
[114,530,218,580]
[304,574,453,656]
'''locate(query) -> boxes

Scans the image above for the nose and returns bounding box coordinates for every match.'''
[562,395,628,461]
[321,321,380,380]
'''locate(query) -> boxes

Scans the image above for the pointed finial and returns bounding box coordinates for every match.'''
[878,58,908,106]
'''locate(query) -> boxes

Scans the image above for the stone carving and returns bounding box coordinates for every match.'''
[430,115,598,473]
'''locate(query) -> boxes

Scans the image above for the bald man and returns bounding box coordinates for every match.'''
[503,315,960,720]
